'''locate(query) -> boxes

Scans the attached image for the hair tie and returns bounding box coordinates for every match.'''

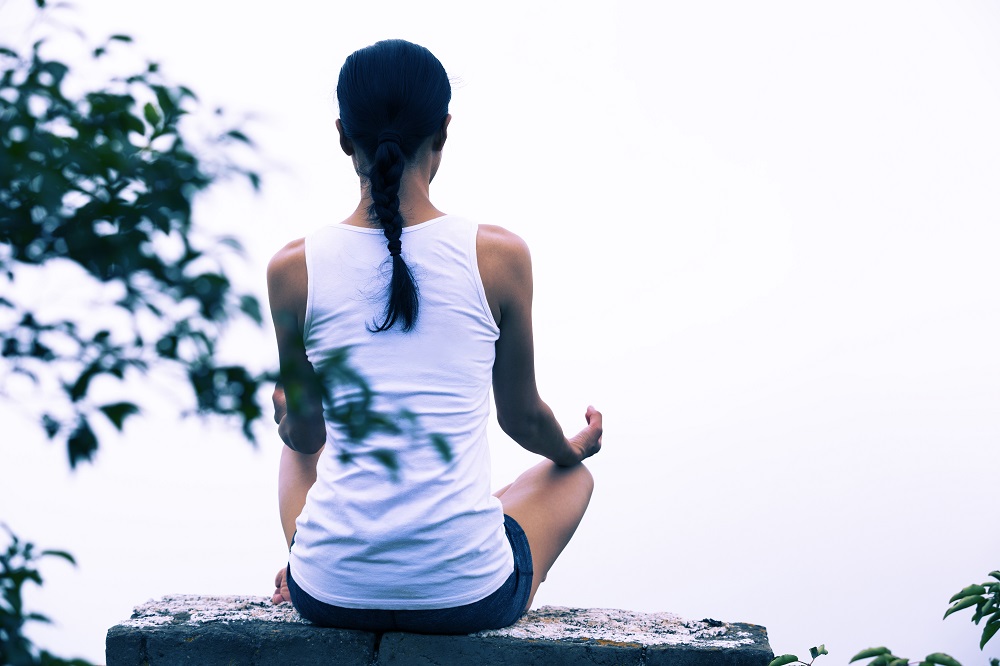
[378,130,402,146]
[387,238,402,256]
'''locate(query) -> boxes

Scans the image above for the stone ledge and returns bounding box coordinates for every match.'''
[106,594,774,666]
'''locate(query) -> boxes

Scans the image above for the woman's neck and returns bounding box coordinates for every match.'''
[343,155,445,228]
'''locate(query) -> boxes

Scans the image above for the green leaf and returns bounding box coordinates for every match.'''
[225,129,252,144]
[923,654,961,666]
[25,611,52,623]
[68,364,99,402]
[868,656,898,666]
[851,648,892,663]
[810,645,829,659]
[41,414,60,439]
[886,659,909,666]
[152,84,176,120]
[949,584,987,603]
[67,418,98,468]
[98,402,140,430]
[238,295,262,324]
[768,655,800,666]
[982,618,1000,649]
[109,34,133,42]
[124,113,145,135]
[217,235,247,254]
[143,102,160,128]
[39,549,76,565]
[944,596,981,619]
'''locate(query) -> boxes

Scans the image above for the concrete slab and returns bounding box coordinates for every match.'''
[105,595,773,666]
[105,595,374,666]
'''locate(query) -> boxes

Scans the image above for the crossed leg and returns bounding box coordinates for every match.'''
[494,460,594,610]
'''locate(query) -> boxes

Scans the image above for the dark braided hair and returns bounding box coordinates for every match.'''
[336,39,451,332]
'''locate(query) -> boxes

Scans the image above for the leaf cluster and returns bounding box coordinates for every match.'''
[848,647,962,666]
[943,573,1000,652]
[297,348,453,479]
[0,1,266,465]
[770,644,828,666]
[0,525,91,666]
[770,572,1000,666]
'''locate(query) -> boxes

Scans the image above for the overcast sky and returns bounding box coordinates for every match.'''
[2,1,999,663]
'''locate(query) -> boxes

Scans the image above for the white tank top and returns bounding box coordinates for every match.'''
[288,215,513,609]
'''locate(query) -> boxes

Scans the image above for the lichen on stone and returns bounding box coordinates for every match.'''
[125,594,308,628]
[121,596,757,649]
[478,606,758,648]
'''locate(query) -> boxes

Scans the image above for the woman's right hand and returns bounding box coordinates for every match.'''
[564,405,603,465]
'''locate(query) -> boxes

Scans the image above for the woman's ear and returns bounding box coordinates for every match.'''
[432,114,451,151]
[336,119,355,156]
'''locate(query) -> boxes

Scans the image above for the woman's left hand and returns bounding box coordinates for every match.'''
[272,383,287,424]
[272,566,291,604]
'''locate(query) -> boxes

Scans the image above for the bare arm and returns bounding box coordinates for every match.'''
[267,255,326,600]
[278,443,322,548]
[271,384,323,548]
[272,439,318,603]
[478,225,602,466]
[266,239,326,454]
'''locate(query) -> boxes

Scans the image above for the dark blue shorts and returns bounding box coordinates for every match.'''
[287,514,533,634]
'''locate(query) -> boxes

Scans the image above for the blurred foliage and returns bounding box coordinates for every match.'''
[0,1,450,659]
[1,525,90,666]
[0,0,268,467]
[770,571,1000,666]
[308,347,454,478]
[0,1,452,472]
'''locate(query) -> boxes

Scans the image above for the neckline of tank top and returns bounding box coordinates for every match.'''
[333,214,453,234]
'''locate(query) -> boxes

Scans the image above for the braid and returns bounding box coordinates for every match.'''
[337,39,451,333]
[367,139,419,332]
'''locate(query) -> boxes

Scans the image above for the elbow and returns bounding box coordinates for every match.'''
[496,391,546,440]
[497,405,550,450]
[279,414,326,454]
[288,437,324,455]
[497,407,537,443]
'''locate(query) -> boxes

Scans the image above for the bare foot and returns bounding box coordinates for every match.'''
[272,566,291,604]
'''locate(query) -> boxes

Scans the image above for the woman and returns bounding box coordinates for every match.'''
[267,39,602,634]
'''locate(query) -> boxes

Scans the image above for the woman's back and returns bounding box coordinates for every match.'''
[289,215,514,609]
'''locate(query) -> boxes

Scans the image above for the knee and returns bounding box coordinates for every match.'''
[578,463,595,499]
[555,460,594,500]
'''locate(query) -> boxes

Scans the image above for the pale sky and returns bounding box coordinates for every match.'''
[2,1,999,663]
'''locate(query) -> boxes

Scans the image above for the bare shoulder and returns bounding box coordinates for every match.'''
[267,238,306,278]
[478,224,528,252]
[477,224,531,279]
[266,238,308,312]
[477,225,533,323]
